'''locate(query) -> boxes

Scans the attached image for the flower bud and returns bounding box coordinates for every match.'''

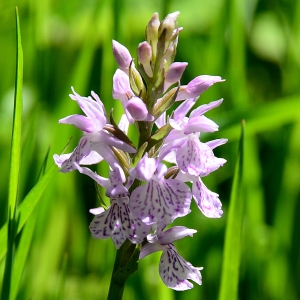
[147,12,160,43]
[138,41,153,77]
[161,36,179,66]
[126,96,154,121]
[112,40,133,73]
[158,11,180,42]
[164,62,188,90]
[138,41,152,64]
[129,64,147,98]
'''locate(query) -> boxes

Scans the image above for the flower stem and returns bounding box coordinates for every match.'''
[107,240,140,300]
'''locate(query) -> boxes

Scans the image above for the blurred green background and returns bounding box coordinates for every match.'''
[1,0,300,299]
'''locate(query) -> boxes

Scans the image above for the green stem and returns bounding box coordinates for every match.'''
[107,240,138,300]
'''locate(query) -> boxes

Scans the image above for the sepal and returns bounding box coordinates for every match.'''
[146,123,172,153]
[153,84,179,119]
[104,123,136,152]
[129,62,146,101]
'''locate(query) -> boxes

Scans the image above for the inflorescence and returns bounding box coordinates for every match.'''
[54,11,227,291]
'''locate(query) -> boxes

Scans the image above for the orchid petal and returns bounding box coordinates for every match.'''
[206,138,228,149]
[129,154,157,181]
[139,242,164,260]
[130,177,191,226]
[186,75,224,99]
[159,244,202,291]
[80,150,103,165]
[89,194,149,249]
[189,98,223,118]
[173,98,197,121]
[89,207,105,215]
[158,226,197,245]
[184,115,219,134]
[60,136,91,173]
[175,138,203,176]
[74,163,111,189]
[89,142,120,169]
[158,138,185,162]
[155,111,166,128]
[156,163,168,179]
[118,114,130,134]
[176,138,225,176]
[69,88,106,131]
[169,117,188,131]
[94,131,136,153]
[112,69,132,101]
[192,178,223,218]
[53,153,72,168]
[59,115,94,133]
[165,62,188,84]
[89,201,126,249]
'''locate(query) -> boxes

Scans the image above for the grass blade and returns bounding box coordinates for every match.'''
[218,120,245,300]
[9,149,52,300]
[0,163,57,261]
[9,209,37,300]
[1,7,23,300]
[7,6,23,221]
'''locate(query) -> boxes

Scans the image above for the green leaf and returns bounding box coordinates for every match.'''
[0,163,57,261]
[9,149,51,300]
[8,6,23,221]
[218,120,245,300]
[1,8,23,299]
[146,123,171,152]
[131,142,148,168]
[17,163,57,235]
[152,85,179,119]
[10,208,37,300]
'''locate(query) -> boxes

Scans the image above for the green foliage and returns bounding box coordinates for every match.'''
[219,121,244,300]
[1,8,23,299]
[0,0,300,299]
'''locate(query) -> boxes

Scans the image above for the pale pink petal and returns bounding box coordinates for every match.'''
[176,138,226,176]
[89,194,149,249]
[189,98,223,118]
[184,115,219,133]
[59,115,94,132]
[192,178,223,218]
[176,76,225,101]
[53,153,72,168]
[129,154,157,181]
[60,136,91,173]
[159,244,202,291]
[129,177,191,225]
[206,138,228,150]
[173,98,197,121]
[89,207,105,215]
[157,226,197,245]
[139,242,164,260]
